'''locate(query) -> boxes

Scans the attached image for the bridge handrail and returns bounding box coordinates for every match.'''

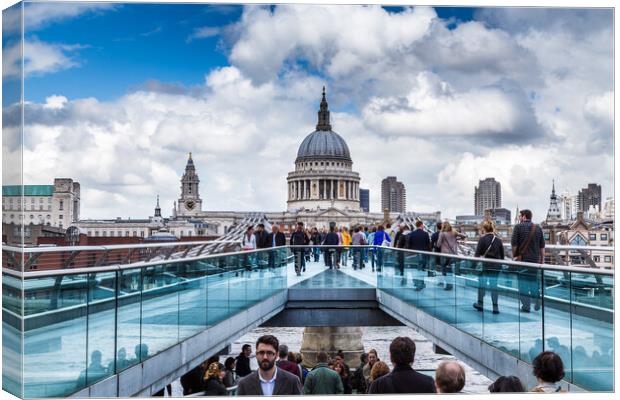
[463,241,614,252]
[3,245,613,279]
[2,239,241,253]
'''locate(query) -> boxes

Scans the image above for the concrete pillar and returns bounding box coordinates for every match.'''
[300,327,364,369]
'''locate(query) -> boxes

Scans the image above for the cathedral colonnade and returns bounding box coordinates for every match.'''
[288,179,359,201]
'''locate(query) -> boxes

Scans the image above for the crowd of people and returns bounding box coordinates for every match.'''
[239,209,546,315]
[178,334,567,396]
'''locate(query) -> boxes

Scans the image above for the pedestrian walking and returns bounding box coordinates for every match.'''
[333,360,352,394]
[368,337,436,394]
[511,209,545,313]
[322,224,340,269]
[236,335,302,396]
[473,220,505,314]
[203,362,227,396]
[407,220,431,290]
[235,344,253,378]
[290,222,309,276]
[303,352,344,395]
[351,226,367,270]
[372,225,391,272]
[436,221,466,290]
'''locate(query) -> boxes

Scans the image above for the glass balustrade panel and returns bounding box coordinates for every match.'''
[86,271,117,386]
[23,273,89,397]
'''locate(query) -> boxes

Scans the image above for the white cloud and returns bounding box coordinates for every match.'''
[15,67,331,218]
[2,39,85,78]
[23,3,114,32]
[43,95,68,109]
[5,5,613,220]
[186,26,220,42]
[229,5,436,83]
[361,72,538,138]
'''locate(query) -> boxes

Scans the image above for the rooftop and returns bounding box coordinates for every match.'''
[2,185,54,196]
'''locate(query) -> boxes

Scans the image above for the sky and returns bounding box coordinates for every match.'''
[1,2,614,222]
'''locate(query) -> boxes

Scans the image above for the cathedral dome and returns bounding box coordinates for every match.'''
[295,87,352,163]
[297,130,351,161]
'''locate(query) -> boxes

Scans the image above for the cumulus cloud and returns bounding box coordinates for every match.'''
[361,72,543,143]
[229,5,436,83]
[11,67,334,218]
[476,8,613,37]
[5,5,613,220]
[3,39,86,78]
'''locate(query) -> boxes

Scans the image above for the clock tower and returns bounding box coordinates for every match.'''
[177,152,203,216]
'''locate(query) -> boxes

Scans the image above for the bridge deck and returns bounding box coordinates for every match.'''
[4,248,613,397]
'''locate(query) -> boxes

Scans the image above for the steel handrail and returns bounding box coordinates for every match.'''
[4,245,613,278]
[463,241,614,252]
[2,239,241,253]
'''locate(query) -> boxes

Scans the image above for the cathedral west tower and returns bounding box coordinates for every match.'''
[177,152,203,216]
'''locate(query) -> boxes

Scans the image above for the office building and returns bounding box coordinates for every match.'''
[381,176,406,213]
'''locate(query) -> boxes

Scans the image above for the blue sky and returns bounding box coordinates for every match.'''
[22,4,480,103]
[23,3,242,102]
[2,3,614,220]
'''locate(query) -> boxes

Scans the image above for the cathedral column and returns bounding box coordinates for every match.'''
[303,180,306,200]
[297,181,300,200]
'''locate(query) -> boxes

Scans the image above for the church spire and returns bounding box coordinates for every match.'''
[185,152,195,172]
[316,86,332,131]
[547,180,561,222]
[154,195,161,217]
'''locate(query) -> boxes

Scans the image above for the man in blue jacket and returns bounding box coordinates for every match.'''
[372,225,391,272]
[407,221,431,291]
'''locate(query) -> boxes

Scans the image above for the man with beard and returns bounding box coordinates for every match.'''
[237,335,302,396]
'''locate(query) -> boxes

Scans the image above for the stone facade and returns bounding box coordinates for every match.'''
[2,178,80,229]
